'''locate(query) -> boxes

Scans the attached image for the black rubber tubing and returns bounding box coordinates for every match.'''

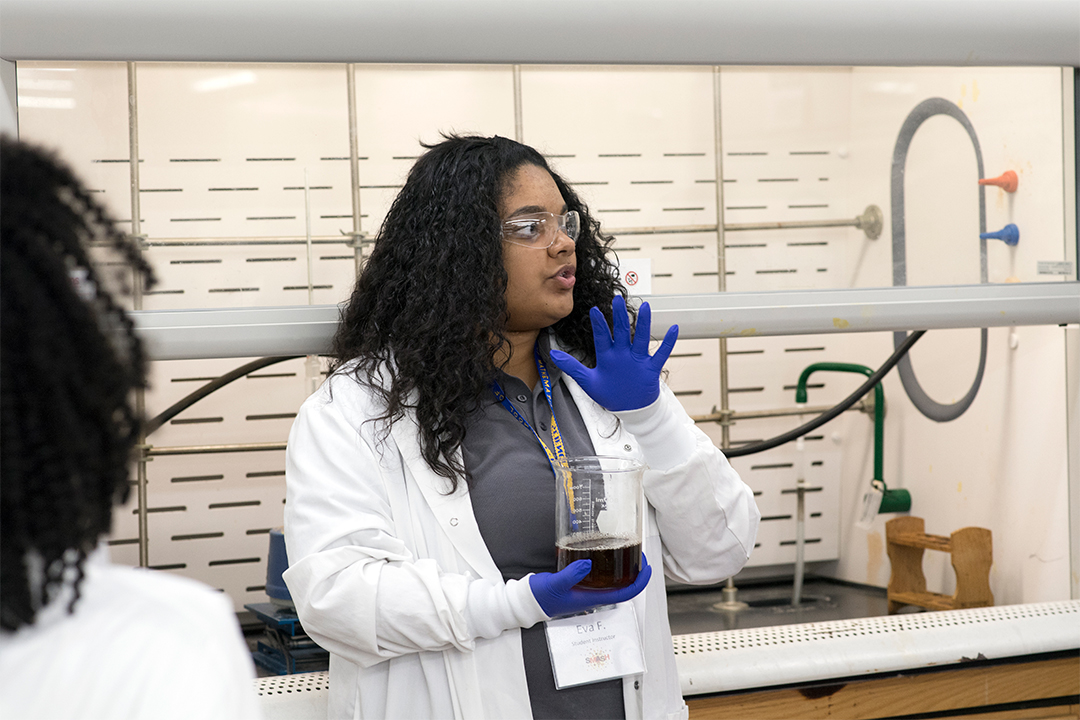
[144,330,925,452]
[723,330,925,458]
[145,355,305,436]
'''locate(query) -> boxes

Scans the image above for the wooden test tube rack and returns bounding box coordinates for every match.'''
[886,516,993,614]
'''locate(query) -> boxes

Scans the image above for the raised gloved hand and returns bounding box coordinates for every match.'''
[529,554,652,618]
[550,296,678,412]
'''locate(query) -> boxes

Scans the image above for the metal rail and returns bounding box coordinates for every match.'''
[145,441,287,456]
[127,61,150,569]
[141,403,870,459]
[609,205,883,240]
[692,400,871,425]
[346,62,365,278]
[142,237,356,247]
[128,206,881,249]
[131,282,1080,360]
[712,65,732,451]
[3,1,1078,66]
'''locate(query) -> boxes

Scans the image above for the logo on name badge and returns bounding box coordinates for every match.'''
[586,647,612,670]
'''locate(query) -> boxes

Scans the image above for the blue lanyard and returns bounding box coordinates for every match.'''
[491,346,578,530]
[490,346,567,475]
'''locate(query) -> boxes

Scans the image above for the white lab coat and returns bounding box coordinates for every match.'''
[284,361,760,720]
[0,546,263,720]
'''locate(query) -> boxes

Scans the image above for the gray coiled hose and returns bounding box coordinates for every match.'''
[891,98,988,422]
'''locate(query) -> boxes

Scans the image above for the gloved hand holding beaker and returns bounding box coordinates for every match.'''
[529,555,652,618]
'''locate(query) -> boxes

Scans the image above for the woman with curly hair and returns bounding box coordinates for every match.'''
[0,137,261,719]
[283,134,760,720]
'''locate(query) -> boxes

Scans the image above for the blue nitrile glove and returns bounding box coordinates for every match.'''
[529,554,652,618]
[550,296,679,411]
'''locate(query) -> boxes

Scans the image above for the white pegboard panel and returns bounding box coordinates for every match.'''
[719,68,863,297]
[16,62,134,230]
[352,64,517,233]
[142,244,355,310]
[634,234,722,297]
[725,334,854,414]
[723,227,860,293]
[728,442,843,567]
[663,339,721,418]
[121,63,517,609]
[144,357,313,447]
[135,63,353,240]
[716,329,881,567]
[17,61,1075,626]
[22,63,884,606]
[130,354,316,607]
[521,66,718,233]
[138,446,290,604]
[140,357,309,605]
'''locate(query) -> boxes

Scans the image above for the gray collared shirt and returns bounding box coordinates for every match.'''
[463,336,624,720]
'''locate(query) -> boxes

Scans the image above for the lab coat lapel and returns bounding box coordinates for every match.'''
[388,413,503,583]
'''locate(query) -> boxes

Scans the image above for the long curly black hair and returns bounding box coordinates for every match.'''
[1,137,155,631]
[332,135,630,490]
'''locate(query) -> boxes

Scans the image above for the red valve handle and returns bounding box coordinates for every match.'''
[978,170,1018,193]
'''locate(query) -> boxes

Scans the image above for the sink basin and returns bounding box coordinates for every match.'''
[666,577,893,634]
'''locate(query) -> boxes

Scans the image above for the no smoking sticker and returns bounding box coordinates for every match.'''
[616,259,651,296]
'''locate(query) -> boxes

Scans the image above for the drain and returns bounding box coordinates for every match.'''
[748,595,825,608]
[709,593,832,615]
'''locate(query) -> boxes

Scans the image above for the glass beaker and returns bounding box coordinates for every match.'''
[555,456,644,590]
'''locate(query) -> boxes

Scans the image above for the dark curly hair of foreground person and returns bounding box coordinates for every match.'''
[1,136,156,631]
[332,134,631,490]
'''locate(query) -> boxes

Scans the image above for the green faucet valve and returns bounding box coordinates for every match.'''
[878,487,912,513]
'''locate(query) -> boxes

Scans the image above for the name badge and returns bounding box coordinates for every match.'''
[544,603,646,689]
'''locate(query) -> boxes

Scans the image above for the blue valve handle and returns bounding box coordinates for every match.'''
[529,555,652,618]
[980,223,1019,246]
[550,296,678,412]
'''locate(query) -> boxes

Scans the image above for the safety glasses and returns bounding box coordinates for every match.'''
[501,210,581,249]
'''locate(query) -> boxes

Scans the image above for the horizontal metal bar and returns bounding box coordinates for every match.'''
[607,220,856,236]
[130,282,1080,360]
[133,305,337,360]
[133,209,875,245]
[140,219,863,244]
[142,218,870,244]
[144,238,358,248]
[692,401,869,423]
[724,218,857,231]
[611,206,880,238]
[645,282,1080,339]
[609,224,719,236]
[144,441,287,456]
[144,409,862,453]
[2,1,1076,66]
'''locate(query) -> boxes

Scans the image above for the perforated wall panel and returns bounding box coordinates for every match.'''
[16,63,1072,610]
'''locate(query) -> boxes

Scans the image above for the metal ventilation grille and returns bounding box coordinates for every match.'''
[674,601,1080,696]
[255,670,329,696]
[673,600,1079,654]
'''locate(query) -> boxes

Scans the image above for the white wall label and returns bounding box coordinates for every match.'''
[617,257,652,297]
[1037,261,1075,276]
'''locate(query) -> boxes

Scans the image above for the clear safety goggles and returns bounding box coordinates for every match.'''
[501,210,581,249]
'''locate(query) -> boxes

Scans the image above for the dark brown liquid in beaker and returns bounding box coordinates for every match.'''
[556,534,641,590]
